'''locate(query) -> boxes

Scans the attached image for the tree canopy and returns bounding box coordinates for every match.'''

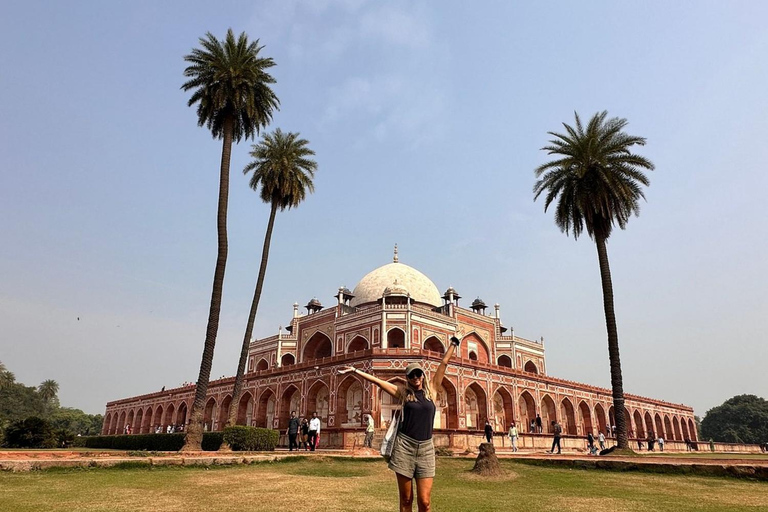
[701,394,768,444]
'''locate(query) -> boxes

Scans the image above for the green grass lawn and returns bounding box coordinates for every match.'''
[0,457,765,512]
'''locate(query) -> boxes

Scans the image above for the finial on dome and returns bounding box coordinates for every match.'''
[393,243,399,263]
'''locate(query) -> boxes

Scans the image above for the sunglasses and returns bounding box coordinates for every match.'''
[407,370,424,379]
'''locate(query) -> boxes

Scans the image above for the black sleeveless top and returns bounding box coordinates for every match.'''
[398,389,436,441]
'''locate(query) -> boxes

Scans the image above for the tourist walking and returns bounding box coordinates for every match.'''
[508,422,518,452]
[530,419,536,433]
[300,418,309,450]
[484,420,493,443]
[598,431,606,451]
[308,412,321,451]
[550,420,562,454]
[658,436,665,452]
[364,414,375,448]
[535,414,543,433]
[587,432,594,452]
[338,332,461,512]
[287,411,300,451]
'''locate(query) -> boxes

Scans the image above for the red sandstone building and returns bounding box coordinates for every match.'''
[103,251,698,449]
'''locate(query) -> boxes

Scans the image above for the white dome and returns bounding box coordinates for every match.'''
[351,262,442,308]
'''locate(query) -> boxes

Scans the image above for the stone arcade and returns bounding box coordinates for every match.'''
[103,250,698,450]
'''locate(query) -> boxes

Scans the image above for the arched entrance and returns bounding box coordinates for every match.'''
[255,359,269,371]
[518,391,536,431]
[578,401,593,435]
[103,413,112,435]
[337,376,364,426]
[203,398,216,431]
[141,407,152,433]
[633,410,645,439]
[623,407,633,437]
[644,411,654,437]
[688,418,697,441]
[540,395,557,433]
[164,403,175,430]
[681,418,690,440]
[151,406,162,432]
[608,406,616,435]
[256,389,276,429]
[303,332,333,361]
[594,403,607,435]
[560,398,577,435]
[280,353,295,366]
[387,328,405,348]
[176,401,188,427]
[492,387,514,431]
[423,336,444,354]
[126,411,135,434]
[117,411,126,434]
[464,383,487,429]
[654,414,664,439]
[664,415,673,440]
[236,392,254,426]
[307,381,329,428]
[347,336,368,353]
[497,355,513,368]
[673,417,682,440]
[133,408,144,434]
[523,360,538,374]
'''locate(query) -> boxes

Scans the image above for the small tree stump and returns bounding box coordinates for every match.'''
[471,442,503,476]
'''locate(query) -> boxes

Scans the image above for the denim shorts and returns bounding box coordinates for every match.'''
[388,433,435,479]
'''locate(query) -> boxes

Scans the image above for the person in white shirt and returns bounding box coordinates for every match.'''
[598,431,606,450]
[364,414,375,448]
[508,422,519,452]
[308,412,321,451]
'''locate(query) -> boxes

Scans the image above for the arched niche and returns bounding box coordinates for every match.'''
[461,332,489,363]
[303,332,333,362]
[644,411,654,437]
[491,387,515,431]
[633,410,645,438]
[236,392,254,426]
[151,406,162,432]
[435,378,458,429]
[307,381,329,428]
[279,385,301,429]
[256,389,276,429]
[664,415,674,440]
[497,355,513,368]
[540,395,557,433]
[176,401,188,427]
[518,391,536,432]
[464,382,487,429]
[337,375,364,426]
[379,377,406,428]
[594,403,607,435]
[217,396,232,430]
[578,400,593,435]
[654,413,664,438]
[524,360,538,374]
[560,398,577,435]
[347,335,369,353]
[423,336,444,354]
[203,397,216,432]
[256,358,269,371]
[126,410,135,433]
[280,353,295,366]
[387,328,405,349]
[673,417,682,441]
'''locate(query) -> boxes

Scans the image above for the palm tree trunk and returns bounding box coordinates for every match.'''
[226,200,279,428]
[595,234,629,450]
[182,117,233,452]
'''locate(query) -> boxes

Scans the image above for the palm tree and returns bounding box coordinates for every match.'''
[181,29,279,451]
[226,129,317,429]
[0,361,15,390]
[38,379,59,402]
[533,111,654,450]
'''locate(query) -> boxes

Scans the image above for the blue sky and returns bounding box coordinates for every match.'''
[1,1,766,416]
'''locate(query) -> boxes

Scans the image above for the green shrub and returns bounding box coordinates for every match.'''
[222,426,278,451]
[81,432,224,451]
[201,431,223,451]
[3,417,58,448]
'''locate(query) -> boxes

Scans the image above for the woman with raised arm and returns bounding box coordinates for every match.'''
[338,333,461,512]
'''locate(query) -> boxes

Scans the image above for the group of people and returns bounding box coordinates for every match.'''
[122,423,185,435]
[285,411,322,451]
